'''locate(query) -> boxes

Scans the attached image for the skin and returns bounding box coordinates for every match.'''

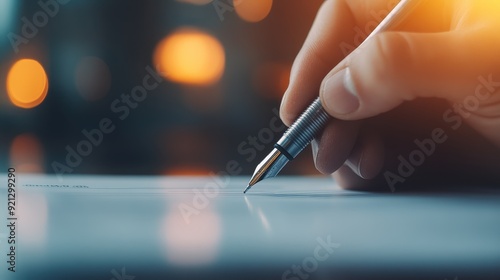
[280,0,500,190]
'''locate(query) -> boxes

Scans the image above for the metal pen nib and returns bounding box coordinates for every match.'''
[244,148,291,193]
[244,99,330,193]
[243,0,421,193]
[243,185,251,194]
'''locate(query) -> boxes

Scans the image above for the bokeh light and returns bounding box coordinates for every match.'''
[75,56,112,101]
[6,59,48,109]
[153,28,225,86]
[10,133,44,173]
[235,0,273,22]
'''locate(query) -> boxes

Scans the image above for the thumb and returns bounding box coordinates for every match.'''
[319,30,492,120]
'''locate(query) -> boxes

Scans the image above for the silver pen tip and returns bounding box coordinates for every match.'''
[243,148,290,194]
[243,185,251,194]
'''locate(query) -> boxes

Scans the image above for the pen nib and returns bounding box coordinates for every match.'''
[243,185,251,194]
[243,148,290,193]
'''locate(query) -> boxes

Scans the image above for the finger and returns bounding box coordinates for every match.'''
[280,0,392,126]
[319,28,500,121]
[280,0,450,126]
[280,0,353,125]
[332,165,371,190]
[312,120,360,174]
[344,131,385,179]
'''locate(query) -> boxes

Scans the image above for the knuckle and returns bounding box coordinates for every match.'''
[373,32,412,81]
[355,32,414,99]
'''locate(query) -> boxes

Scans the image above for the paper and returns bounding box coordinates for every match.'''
[0,174,499,279]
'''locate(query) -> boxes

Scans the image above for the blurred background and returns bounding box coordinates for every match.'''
[0,0,326,177]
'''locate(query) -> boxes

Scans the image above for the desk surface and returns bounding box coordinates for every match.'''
[1,174,499,280]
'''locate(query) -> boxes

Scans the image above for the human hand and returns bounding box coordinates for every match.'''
[280,0,500,190]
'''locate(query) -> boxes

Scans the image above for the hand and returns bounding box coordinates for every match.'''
[280,0,500,190]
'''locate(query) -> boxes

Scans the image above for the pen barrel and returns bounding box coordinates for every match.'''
[276,98,330,159]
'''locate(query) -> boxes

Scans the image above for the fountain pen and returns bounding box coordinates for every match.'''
[244,0,421,193]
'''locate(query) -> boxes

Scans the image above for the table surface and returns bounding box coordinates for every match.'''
[0,174,499,280]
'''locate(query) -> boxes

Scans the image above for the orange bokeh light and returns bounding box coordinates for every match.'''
[153,28,225,86]
[7,59,48,109]
[10,133,44,173]
[235,0,273,22]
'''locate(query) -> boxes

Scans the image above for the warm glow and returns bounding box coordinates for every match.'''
[162,206,221,265]
[164,167,211,176]
[7,59,48,109]
[235,0,273,22]
[10,133,44,173]
[176,0,213,5]
[154,28,225,86]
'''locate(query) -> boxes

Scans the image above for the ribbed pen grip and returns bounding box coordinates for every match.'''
[277,97,331,158]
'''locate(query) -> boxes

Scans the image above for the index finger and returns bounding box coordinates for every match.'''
[280,0,395,125]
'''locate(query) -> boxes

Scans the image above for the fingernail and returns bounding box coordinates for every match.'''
[321,68,359,115]
[311,139,319,163]
[345,158,362,178]
[345,145,364,178]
